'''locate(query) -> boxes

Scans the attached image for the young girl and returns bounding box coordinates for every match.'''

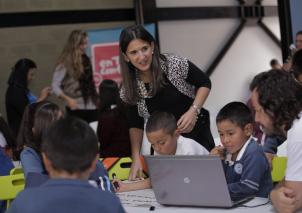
[18,101,112,191]
[97,79,131,157]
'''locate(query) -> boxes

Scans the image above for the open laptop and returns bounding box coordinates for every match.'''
[144,155,253,208]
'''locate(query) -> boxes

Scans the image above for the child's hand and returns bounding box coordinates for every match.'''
[210,146,226,160]
[112,179,124,192]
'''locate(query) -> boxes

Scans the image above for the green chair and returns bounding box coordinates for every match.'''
[9,167,24,175]
[271,156,287,182]
[0,173,25,208]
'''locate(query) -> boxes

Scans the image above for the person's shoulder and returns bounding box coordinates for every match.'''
[163,53,188,64]
[288,112,302,136]
[245,140,264,154]
[21,147,38,157]
[177,136,208,155]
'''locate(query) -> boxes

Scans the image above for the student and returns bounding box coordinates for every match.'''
[113,111,208,192]
[210,102,272,199]
[5,58,50,136]
[7,116,124,213]
[97,79,131,157]
[18,101,111,190]
[250,70,302,213]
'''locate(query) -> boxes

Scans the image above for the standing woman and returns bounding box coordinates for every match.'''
[52,30,98,123]
[119,25,215,180]
[5,58,50,136]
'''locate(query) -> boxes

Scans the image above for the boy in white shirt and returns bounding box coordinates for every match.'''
[114,111,208,192]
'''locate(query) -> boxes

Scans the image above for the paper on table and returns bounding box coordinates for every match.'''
[117,189,162,208]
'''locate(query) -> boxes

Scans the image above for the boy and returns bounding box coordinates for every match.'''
[7,116,124,213]
[211,102,272,199]
[114,111,208,192]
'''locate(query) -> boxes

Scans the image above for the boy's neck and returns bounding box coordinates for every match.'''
[49,170,90,181]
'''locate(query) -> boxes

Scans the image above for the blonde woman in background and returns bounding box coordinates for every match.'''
[52,30,98,123]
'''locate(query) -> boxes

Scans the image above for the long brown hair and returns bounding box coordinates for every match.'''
[56,30,87,79]
[119,25,166,104]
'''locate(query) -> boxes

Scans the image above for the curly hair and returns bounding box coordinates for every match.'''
[250,69,302,132]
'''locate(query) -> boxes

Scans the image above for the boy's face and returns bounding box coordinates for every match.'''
[217,120,252,155]
[147,129,179,155]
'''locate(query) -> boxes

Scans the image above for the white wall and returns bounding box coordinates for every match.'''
[157,1,281,138]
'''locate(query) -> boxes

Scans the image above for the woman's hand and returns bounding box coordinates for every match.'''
[128,156,143,181]
[38,87,51,102]
[177,107,198,133]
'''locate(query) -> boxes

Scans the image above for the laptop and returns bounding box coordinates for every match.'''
[144,155,253,208]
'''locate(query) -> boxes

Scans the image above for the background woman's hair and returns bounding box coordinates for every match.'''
[8,58,37,89]
[119,25,166,104]
[56,30,87,79]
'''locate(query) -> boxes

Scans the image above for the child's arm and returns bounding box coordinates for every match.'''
[113,178,151,192]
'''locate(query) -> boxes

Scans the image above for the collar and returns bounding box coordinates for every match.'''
[225,136,253,166]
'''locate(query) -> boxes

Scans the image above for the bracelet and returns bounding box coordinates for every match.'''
[191,104,201,115]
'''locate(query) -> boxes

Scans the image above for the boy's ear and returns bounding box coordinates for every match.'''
[42,152,53,174]
[174,129,181,138]
[244,123,253,136]
[88,154,100,174]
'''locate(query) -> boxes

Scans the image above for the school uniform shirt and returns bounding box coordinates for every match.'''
[155,135,209,155]
[285,112,302,181]
[6,179,124,213]
[223,138,273,199]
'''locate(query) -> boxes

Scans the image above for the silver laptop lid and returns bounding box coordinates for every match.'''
[144,155,234,207]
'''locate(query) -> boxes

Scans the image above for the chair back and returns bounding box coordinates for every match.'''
[271,156,287,182]
[0,173,25,208]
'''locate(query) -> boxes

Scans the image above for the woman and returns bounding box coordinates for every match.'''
[52,30,98,123]
[5,58,50,136]
[119,25,215,180]
[97,79,131,157]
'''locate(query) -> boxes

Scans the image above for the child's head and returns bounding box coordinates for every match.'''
[216,102,253,155]
[41,116,99,178]
[17,101,62,154]
[146,111,179,155]
[98,79,120,112]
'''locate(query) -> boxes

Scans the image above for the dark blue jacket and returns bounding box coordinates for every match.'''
[6,179,124,213]
[223,140,273,199]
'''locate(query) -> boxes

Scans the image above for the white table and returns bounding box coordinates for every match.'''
[117,189,276,213]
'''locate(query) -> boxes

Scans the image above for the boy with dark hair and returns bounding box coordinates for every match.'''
[250,69,302,213]
[7,116,124,213]
[211,102,272,199]
[146,111,208,155]
[113,111,208,192]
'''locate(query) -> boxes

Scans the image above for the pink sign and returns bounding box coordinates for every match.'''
[91,42,121,88]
